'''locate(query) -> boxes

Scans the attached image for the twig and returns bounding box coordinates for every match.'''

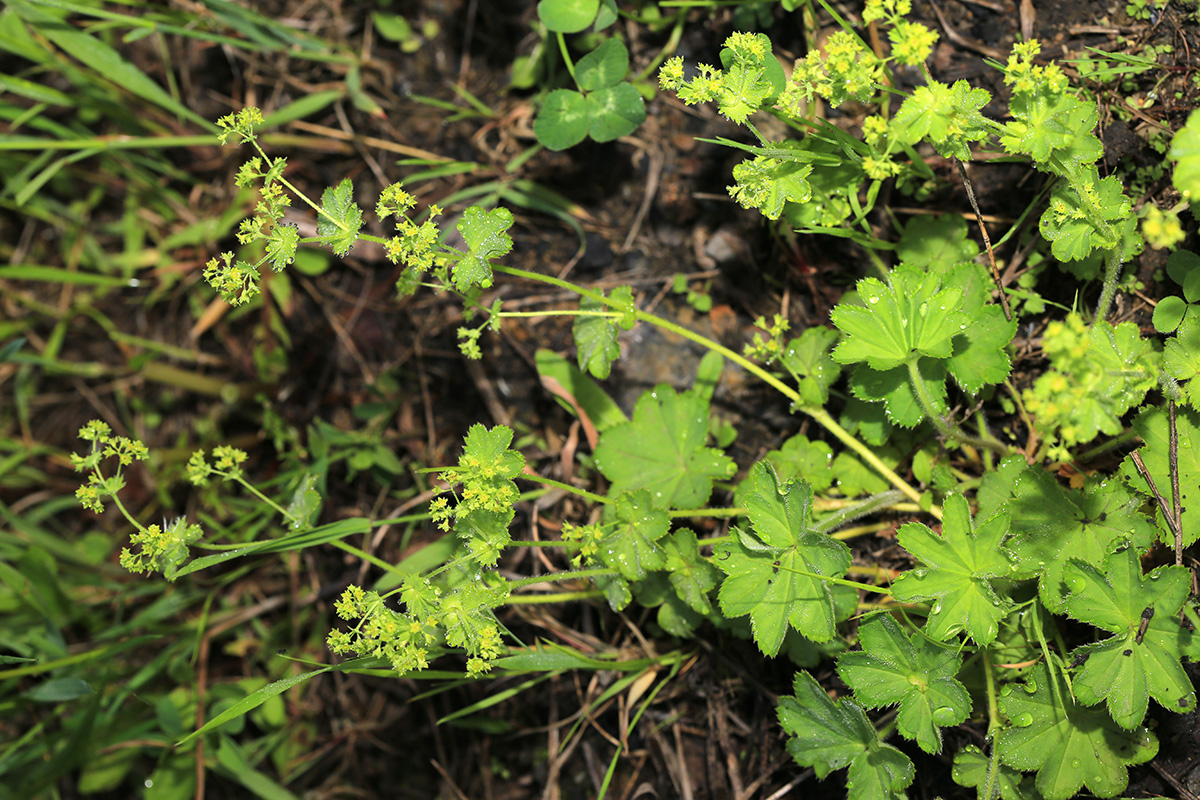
[954,158,1012,321]
[1129,450,1184,554]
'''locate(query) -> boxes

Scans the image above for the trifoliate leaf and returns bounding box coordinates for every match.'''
[831,265,968,371]
[593,385,735,510]
[891,494,1014,644]
[661,528,720,614]
[454,206,513,291]
[585,82,645,142]
[533,89,589,151]
[713,463,851,653]
[598,489,669,581]
[1120,405,1200,547]
[1006,469,1155,612]
[778,670,915,800]
[780,326,841,408]
[946,304,1017,394]
[576,38,628,92]
[952,745,1034,800]
[837,615,971,754]
[1063,547,1196,730]
[265,222,299,271]
[997,663,1157,800]
[315,178,363,256]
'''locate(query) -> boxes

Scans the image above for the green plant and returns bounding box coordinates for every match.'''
[68,3,1200,800]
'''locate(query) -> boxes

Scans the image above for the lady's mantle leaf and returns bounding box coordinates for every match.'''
[454,207,513,291]
[1005,469,1155,612]
[315,178,363,256]
[1039,171,1138,262]
[997,663,1157,800]
[837,615,970,754]
[831,265,967,371]
[778,670,915,800]
[662,528,720,614]
[598,489,669,581]
[713,462,851,653]
[891,494,1014,644]
[728,143,813,220]
[593,385,735,510]
[1121,405,1200,547]
[265,222,299,272]
[951,746,1032,800]
[573,286,635,379]
[1063,547,1196,729]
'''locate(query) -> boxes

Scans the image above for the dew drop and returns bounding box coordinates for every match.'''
[1014,712,1033,727]
[932,706,958,725]
[868,296,879,304]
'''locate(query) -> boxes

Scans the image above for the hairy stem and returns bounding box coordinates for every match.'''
[906,359,1012,457]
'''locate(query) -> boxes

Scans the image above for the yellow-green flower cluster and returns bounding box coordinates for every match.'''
[119,516,203,579]
[215,107,264,145]
[1003,40,1068,96]
[744,313,791,365]
[561,521,605,567]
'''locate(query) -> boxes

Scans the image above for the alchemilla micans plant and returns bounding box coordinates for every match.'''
[80,1,1200,798]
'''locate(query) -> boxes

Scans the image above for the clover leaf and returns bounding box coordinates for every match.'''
[598,489,670,581]
[891,494,1014,644]
[1063,547,1196,730]
[713,462,851,654]
[576,38,628,92]
[837,615,971,754]
[1152,250,1200,334]
[997,663,1157,800]
[778,670,915,800]
[831,265,967,371]
[1005,468,1156,612]
[1120,405,1200,547]
[533,39,644,150]
[454,206,513,291]
[584,82,645,143]
[593,385,735,510]
[315,178,363,256]
[534,89,589,151]
[573,286,634,379]
[537,0,599,33]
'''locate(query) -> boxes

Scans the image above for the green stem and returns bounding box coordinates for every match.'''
[1075,428,1138,461]
[668,507,745,519]
[813,490,904,535]
[494,265,930,513]
[229,473,297,524]
[905,359,1012,457]
[505,589,605,605]
[1092,247,1123,323]
[249,138,343,230]
[556,32,579,88]
[516,474,610,505]
[507,567,615,590]
[982,648,1002,800]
